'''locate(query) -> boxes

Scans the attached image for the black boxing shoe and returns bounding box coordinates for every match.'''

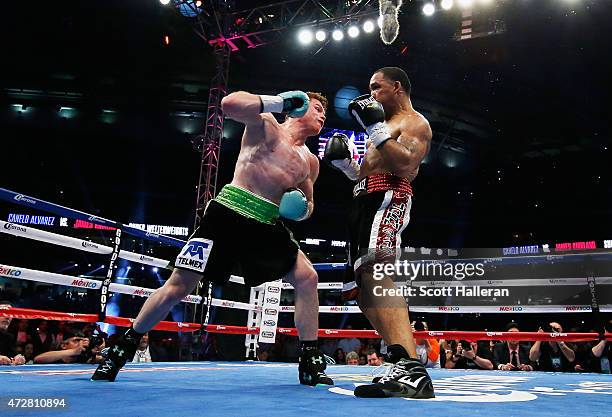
[91,328,141,382]
[298,348,334,386]
[354,344,434,399]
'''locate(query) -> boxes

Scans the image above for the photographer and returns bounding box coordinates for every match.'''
[34,335,105,364]
[413,321,441,368]
[588,320,611,373]
[445,340,494,370]
[529,322,575,372]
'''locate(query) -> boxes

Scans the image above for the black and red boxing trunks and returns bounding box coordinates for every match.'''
[343,173,413,299]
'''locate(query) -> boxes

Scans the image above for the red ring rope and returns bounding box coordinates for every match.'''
[2,307,610,342]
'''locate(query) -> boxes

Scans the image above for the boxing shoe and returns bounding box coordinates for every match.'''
[91,328,141,382]
[354,344,434,398]
[299,348,334,386]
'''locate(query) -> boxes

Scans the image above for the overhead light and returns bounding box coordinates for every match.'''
[347,26,359,38]
[363,20,375,33]
[159,0,171,5]
[423,3,436,16]
[458,0,474,9]
[315,30,327,41]
[441,0,454,10]
[298,29,314,45]
[332,29,344,41]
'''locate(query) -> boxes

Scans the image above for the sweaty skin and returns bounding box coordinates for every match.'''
[358,71,432,181]
[224,92,326,216]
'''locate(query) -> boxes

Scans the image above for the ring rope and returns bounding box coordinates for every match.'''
[1,307,610,342]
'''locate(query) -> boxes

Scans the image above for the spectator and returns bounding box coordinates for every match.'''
[319,338,338,357]
[346,351,359,365]
[337,326,361,355]
[53,321,74,347]
[359,354,367,365]
[0,301,26,366]
[32,320,54,355]
[366,349,384,366]
[132,333,168,362]
[34,336,105,364]
[413,321,441,368]
[493,322,533,371]
[445,340,494,370]
[529,322,575,372]
[580,321,612,374]
[23,342,35,364]
[14,319,32,345]
[333,348,346,364]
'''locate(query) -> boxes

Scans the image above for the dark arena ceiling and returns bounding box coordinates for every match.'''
[1,0,611,248]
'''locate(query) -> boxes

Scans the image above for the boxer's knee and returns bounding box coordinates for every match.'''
[293,266,318,292]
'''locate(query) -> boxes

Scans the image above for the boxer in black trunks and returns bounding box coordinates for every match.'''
[92,90,333,386]
[324,67,434,398]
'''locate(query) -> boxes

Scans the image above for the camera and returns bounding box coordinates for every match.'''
[413,321,426,331]
[77,333,105,363]
[460,340,472,351]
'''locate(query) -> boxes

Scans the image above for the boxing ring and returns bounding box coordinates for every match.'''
[1,187,611,415]
[0,363,611,416]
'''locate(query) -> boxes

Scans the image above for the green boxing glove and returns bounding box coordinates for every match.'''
[279,188,309,221]
[260,90,310,118]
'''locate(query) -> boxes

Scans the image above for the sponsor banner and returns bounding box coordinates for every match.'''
[119,251,170,268]
[0,220,175,269]
[405,277,593,288]
[281,281,343,290]
[259,280,282,344]
[0,263,202,304]
[128,223,189,237]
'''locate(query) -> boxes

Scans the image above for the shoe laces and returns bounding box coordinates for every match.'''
[377,360,410,384]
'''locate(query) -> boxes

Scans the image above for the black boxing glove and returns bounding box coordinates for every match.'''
[348,94,392,149]
[323,133,360,181]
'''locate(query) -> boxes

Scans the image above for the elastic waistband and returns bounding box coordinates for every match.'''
[353,173,413,198]
[214,185,279,225]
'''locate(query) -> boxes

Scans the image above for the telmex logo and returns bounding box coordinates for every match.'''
[70,279,97,289]
[324,330,339,335]
[499,306,523,311]
[438,306,459,311]
[264,309,278,315]
[265,298,279,304]
[82,241,99,249]
[215,325,226,330]
[550,332,568,338]
[176,322,185,328]
[428,331,444,337]
[486,332,503,337]
[267,287,280,293]
[262,331,274,338]
[263,320,276,327]
[139,255,153,261]
[14,194,36,204]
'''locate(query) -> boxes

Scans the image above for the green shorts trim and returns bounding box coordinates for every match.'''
[214,185,279,225]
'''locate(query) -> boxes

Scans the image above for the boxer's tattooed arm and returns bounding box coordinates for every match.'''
[378,118,431,179]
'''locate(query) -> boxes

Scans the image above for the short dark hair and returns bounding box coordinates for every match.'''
[506,322,520,331]
[365,349,380,357]
[375,67,411,95]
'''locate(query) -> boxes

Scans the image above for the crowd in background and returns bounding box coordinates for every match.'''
[2,297,610,374]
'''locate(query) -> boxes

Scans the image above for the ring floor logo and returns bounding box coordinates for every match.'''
[327,374,612,403]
